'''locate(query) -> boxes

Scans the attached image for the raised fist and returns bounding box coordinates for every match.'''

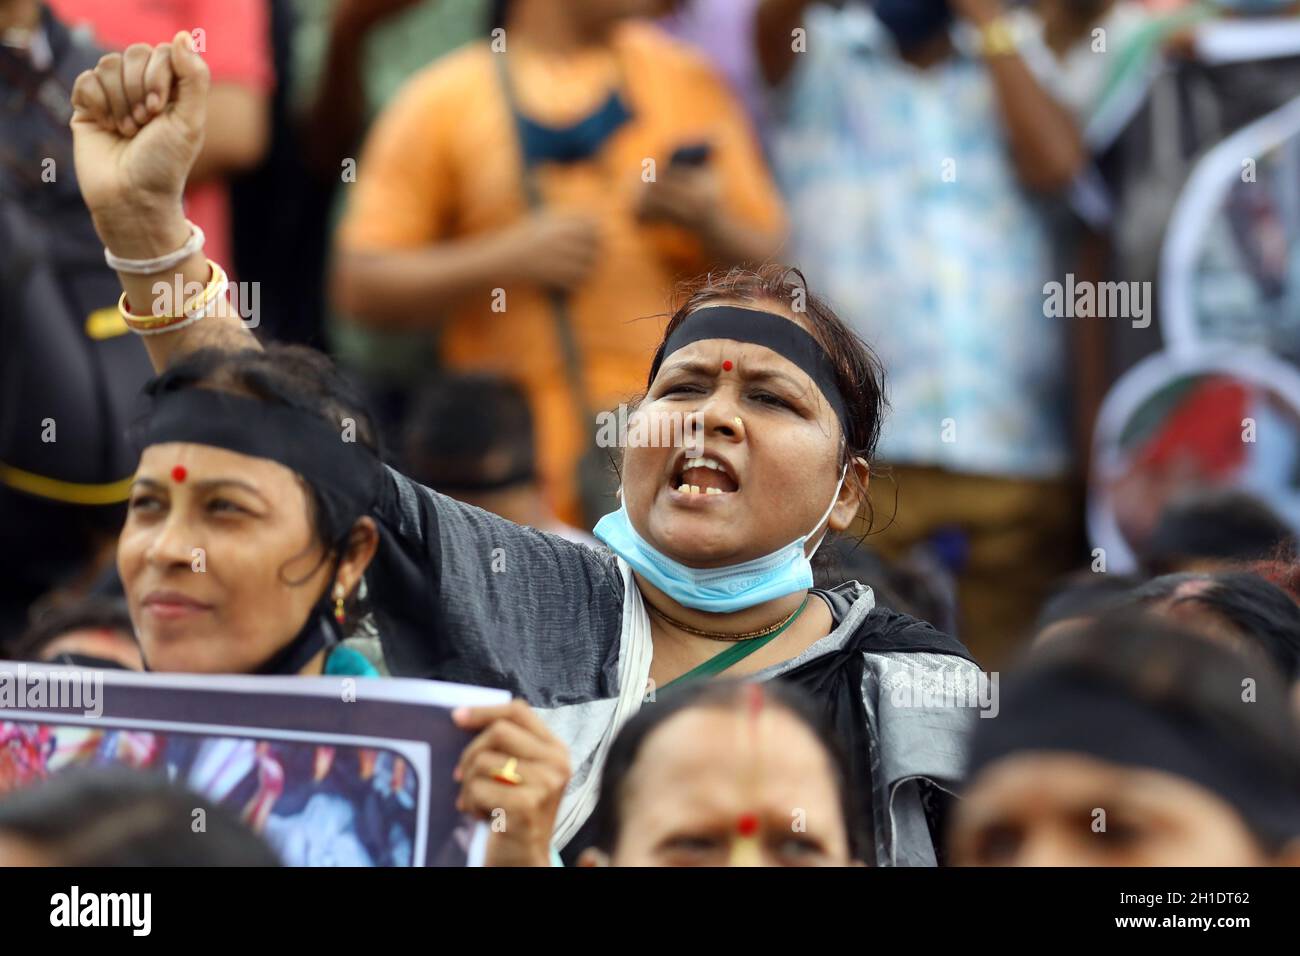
[70,31,209,220]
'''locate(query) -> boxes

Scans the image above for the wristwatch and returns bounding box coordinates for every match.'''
[977,16,1019,59]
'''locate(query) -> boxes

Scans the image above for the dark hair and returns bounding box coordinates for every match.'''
[815,540,958,634]
[13,596,135,662]
[647,265,889,532]
[0,768,281,866]
[402,375,536,491]
[1064,0,1113,23]
[585,679,863,860]
[1142,490,1296,576]
[140,345,381,623]
[1118,572,1300,681]
[1035,570,1145,631]
[992,612,1300,849]
[1034,613,1298,751]
[1249,558,1300,604]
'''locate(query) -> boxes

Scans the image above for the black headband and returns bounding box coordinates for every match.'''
[649,306,849,433]
[967,672,1300,849]
[138,389,384,517]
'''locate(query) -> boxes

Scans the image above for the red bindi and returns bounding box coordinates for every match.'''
[722,360,733,371]
[171,465,187,483]
[736,813,760,837]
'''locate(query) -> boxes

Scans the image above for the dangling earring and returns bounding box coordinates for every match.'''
[333,583,346,625]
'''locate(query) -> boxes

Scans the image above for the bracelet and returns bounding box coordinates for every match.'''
[119,260,228,336]
[104,220,206,275]
[977,16,1019,58]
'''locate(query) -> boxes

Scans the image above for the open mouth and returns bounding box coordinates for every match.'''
[669,452,740,497]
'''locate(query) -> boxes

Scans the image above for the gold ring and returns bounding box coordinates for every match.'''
[492,756,523,786]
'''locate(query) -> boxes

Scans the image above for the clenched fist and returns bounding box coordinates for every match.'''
[70,31,209,251]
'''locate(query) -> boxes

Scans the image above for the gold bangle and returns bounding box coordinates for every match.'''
[120,260,227,331]
[978,17,1019,58]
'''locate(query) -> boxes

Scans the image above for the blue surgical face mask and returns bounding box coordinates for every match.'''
[593,463,848,614]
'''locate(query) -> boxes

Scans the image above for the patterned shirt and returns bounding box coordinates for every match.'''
[768,4,1070,477]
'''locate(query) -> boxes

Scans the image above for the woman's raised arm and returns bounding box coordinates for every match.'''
[70,31,258,373]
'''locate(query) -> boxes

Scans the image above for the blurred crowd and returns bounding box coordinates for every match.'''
[2,0,1300,868]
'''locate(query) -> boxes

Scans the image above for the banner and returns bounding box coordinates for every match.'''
[1161,94,1300,362]
[0,664,509,866]
[1088,348,1300,572]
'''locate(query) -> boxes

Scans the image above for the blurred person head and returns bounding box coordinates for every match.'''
[1141,489,1296,576]
[119,346,382,674]
[1117,571,1300,681]
[489,0,671,38]
[578,679,862,866]
[1031,570,1145,648]
[951,615,1300,866]
[12,597,141,670]
[603,265,882,603]
[403,375,553,527]
[0,767,281,865]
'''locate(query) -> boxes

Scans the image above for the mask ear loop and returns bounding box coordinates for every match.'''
[806,449,868,559]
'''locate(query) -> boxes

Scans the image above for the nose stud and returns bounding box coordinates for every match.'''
[733,416,743,429]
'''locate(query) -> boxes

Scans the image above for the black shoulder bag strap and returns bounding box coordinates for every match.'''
[492,51,620,528]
